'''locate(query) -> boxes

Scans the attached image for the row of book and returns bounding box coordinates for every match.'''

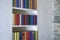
[13,14,37,25]
[13,31,38,40]
[13,0,37,9]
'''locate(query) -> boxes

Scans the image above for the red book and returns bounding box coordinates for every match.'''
[14,14,20,25]
[26,32,30,40]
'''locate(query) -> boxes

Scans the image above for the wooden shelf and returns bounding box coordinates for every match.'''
[12,26,37,32]
[13,7,37,15]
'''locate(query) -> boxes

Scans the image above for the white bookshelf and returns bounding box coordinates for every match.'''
[13,7,37,15]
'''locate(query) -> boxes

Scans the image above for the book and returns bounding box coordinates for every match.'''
[16,0,19,7]
[13,0,16,7]
[30,31,33,40]
[33,31,38,40]
[30,0,32,9]
[34,15,37,25]
[19,0,21,8]
[19,32,22,40]
[26,0,29,8]
[23,0,26,8]
[14,14,20,25]
[22,32,26,40]
[30,15,34,25]
[16,32,19,40]
[26,32,30,40]
[14,32,17,40]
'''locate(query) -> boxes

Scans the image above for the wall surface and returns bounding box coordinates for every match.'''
[38,0,54,40]
[0,0,54,40]
[0,0,12,40]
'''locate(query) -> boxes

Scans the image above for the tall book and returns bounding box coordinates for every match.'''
[16,0,19,7]
[16,32,19,40]
[33,31,38,40]
[34,15,37,25]
[26,32,30,40]
[23,0,26,8]
[14,14,20,25]
[13,0,16,7]
[30,31,33,40]
[14,32,17,40]
[26,0,29,8]
[19,32,22,40]
[22,32,26,40]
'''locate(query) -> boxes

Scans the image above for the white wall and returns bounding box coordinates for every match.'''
[0,0,54,40]
[0,0,12,40]
[38,0,54,40]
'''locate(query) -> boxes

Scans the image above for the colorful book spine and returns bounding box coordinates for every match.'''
[34,15,37,25]
[30,32,33,40]
[13,0,16,7]
[26,32,30,40]
[30,0,32,9]
[16,0,19,7]
[19,32,22,40]
[34,0,37,9]
[26,0,29,8]
[16,32,19,40]
[33,31,38,40]
[19,0,21,8]
[22,32,26,40]
[23,0,26,8]
[21,15,30,25]
[14,32,17,40]
[30,15,34,25]
[14,14,20,25]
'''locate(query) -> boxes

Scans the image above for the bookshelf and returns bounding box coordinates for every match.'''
[53,0,60,40]
[12,0,38,40]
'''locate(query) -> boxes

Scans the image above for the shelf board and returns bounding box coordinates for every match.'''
[12,25,37,32]
[12,7,37,15]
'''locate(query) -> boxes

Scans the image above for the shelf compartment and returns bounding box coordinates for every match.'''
[13,7,37,15]
[12,26,37,32]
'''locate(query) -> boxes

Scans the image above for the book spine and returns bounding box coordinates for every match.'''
[26,0,29,8]
[34,0,37,9]
[12,32,14,40]
[14,14,20,25]
[21,15,24,25]
[16,32,19,40]
[26,32,30,40]
[27,15,30,25]
[22,32,26,40]
[30,15,34,25]
[30,32,33,40]
[30,0,32,9]
[34,15,37,25]
[19,32,22,40]
[34,31,38,40]
[13,0,16,7]
[19,0,21,8]
[14,32,17,40]
[23,0,26,8]
[16,0,19,7]
[32,0,34,9]
[24,15,27,25]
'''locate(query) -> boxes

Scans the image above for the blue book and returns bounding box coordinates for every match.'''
[30,32,33,40]
[30,15,34,25]
[23,0,26,8]
[19,32,22,40]
[21,15,24,25]
[16,0,19,7]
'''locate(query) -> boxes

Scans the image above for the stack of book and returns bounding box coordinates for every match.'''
[13,0,37,9]
[13,31,38,40]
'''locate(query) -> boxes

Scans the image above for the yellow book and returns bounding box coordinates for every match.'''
[16,32,19,40]
[14,32,17,40]
[35,31,38,40]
